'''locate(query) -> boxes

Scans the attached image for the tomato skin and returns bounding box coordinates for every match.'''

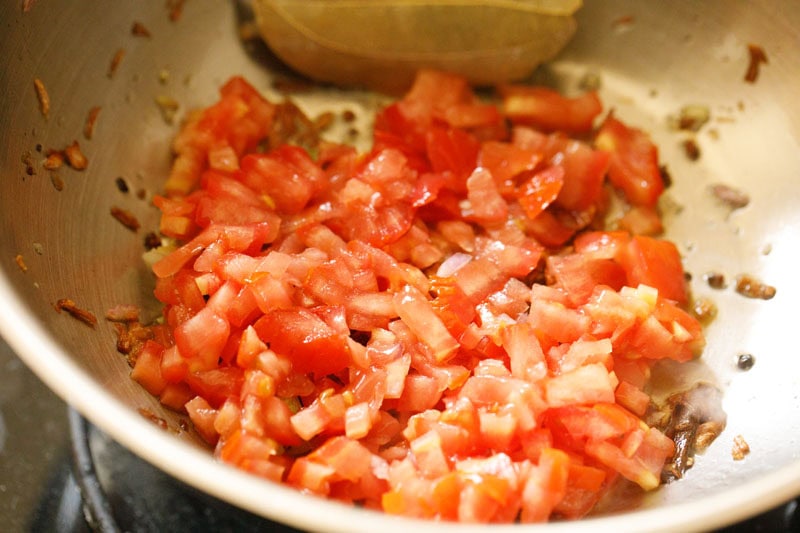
[596,115,664,207]
[501,86,603,134]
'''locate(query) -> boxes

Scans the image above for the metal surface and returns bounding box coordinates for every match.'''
[1,1,799,531]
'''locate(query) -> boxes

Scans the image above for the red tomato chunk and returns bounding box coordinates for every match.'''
[135,70,705,523]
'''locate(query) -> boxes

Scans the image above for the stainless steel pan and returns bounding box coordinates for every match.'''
[1,1,799,531]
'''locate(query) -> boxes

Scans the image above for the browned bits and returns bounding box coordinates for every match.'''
[612,14,634,30]
[64,141,89,170]
[342,109,357,123]
[115,176,129,193]
[84,106,102,140]
[144,231,163,250]
[744,43,768,83]
[22,151,36,176]
[111,320,154,358]
[710,183,749,209]
[691,297,717,323]
[55,298,98,327]
[111,206,141,232]
[155,95,180,125]
[43,151,64,171]
[50,172,65,191]
[732,434,750,460]
[105,303,141,322]
[138,407,169,430]
[704,271,726,289]
[167,0,186,22]
[694,421,725,452]
[658,165,672,188]
[33,78,50,118]
[23,0,36,12]
[131,21,152,37]
[735,274,776,300]
[268,99,324,153]
[682,139,701,161]
[660,383,727,482]
[14,254,28,272]
[314,111,335,132]
[108,48,126,79]
[674,105,711,132]
[736,353,755,371]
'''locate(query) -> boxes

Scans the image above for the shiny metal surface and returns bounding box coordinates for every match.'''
[1,1,799,531]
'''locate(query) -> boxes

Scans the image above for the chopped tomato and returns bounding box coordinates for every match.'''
[254,307,352,376]
[517,166,565,221]
[501,86,603,134]
[596,115,664,207]
[622,235,688,304]
[130,72,706,524]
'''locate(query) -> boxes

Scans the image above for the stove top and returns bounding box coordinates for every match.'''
[1,337,797,532]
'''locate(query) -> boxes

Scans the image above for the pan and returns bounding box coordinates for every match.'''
[1,1,799,531]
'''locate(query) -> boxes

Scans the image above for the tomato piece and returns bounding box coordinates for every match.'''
[585,439,662,491]
[502,322,547,383]
[618,205,664,236]
[546,253,627,305]
[404,69,476,120]
[130,340,167,396]
[253,307,351,376]
[520,448,570,522]
[544,364,617,408]
[426,126,480,185]
[393,285,459,363]
[517,166,565,221]
[478,141,541,192]
[555,141,610,212]
[573,230,631,259]
[184,367,244,408]
[653,299,706,357]
[501,86,603,134]
[523,209,576,248]
[174,306,231,372]
[596,115,664,207]
[528,299,590,345]
[464,168,508,223]
[615,380,651,416]
[194,194,279,228]
[308,436,374,482]
[622,235,688,304]
[185,396,219,444]
[239,147,322,214]
[158,382,194,412]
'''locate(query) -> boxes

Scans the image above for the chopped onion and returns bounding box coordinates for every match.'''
[436,252,472,277]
